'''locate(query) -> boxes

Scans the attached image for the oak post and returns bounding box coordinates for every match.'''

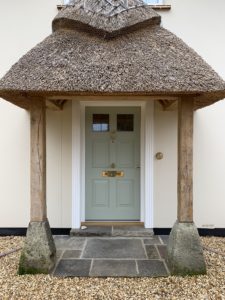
[167,96,206,275]
[19,98,56,275]
[30,98,47,222]
[177,97,194,222]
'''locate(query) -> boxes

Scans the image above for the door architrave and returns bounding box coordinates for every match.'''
[72,99,154,228]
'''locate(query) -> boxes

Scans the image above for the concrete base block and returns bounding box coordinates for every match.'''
[167,221,206,276]
[18,220,56,274]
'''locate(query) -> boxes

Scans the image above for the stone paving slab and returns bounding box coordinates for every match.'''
[143,236,162,245]
[54,236,86,250]
[112,226,154,237]
[82,239,147,259]
[53,235,170,277]
[145,245,160,259]
[159,235,169,245]
[70,226,154,237]
[62,250,82,259]
[71,226,112,237]
[90,260,137,277]
[54,259,92,277]
[157,245,167,259]
[137,260,169,277]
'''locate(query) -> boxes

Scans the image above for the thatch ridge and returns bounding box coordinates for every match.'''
[66,0,146,16]
[53,5,160,38]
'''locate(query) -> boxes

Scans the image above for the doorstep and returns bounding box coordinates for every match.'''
[70,225,154,237]
[52,235,170,277]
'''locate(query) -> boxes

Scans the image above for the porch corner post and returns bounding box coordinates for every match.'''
[19,98,56,275]
[167,97,206,276]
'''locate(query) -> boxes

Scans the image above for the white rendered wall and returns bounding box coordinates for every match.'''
[154,0,225,228]
[47,102,72,228]
[0,101,30,227]
[153,103,177,227]
[0,0,61,227]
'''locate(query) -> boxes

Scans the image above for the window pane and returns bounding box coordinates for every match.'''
[117,114,134,132]
[93,114,109,132]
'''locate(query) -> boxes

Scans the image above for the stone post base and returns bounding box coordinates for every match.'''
[18,220,56,275]
[167,221,206,276]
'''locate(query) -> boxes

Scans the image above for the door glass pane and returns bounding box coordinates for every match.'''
[92,114,109,132]
[117,114,134,131]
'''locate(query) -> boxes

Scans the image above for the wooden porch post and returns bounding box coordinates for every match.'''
[30,98,47,222]
[18,98,56,275]
[167,96,206,275]
[177,97,193,222]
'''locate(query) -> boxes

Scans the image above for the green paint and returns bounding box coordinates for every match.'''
[85,106,141,220]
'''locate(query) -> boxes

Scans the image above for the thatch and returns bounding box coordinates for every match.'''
[0,0,225,109]
[53,4,160,38]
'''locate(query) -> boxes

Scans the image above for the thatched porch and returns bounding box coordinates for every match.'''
[0,0,225,276]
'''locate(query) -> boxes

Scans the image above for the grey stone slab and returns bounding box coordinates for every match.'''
[62,250,82,259]
[82,239,147,259]
[54,236,86,250]
[54,236,70,248]
[70,226,112,237]
[157,245,167,260]
[113,226,153,237]
[145,245,160,259]
[143,236,161,245]
[54,259,91,277]
[56,250,63,261]
[137,260,168,277]
[160,235,169,245]
[90,260,137,277]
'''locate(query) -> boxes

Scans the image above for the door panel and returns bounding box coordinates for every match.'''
[85,106,140,220]
[116,140,134,168]
[92,180,110,207]
[92,141,110,168]
[116,179,134,207]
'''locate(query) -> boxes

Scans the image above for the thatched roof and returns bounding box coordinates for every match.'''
[0,0,225,109]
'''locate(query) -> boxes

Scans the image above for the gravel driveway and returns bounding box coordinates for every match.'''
[0,236,225,299]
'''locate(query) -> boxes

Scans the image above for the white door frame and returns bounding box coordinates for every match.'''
[72,100,154,228]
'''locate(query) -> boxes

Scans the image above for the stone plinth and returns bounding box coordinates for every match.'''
[167,221,206,276]
[19,221,56,274]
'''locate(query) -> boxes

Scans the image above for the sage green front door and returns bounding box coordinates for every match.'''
[85,107,140,220]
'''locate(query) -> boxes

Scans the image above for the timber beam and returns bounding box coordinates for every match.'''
[167,96,206,276]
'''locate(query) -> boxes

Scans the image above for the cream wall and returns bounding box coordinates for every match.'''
[1,1,225,228]
[0,0,62,227]
[154,0,225,228]
[153,103,177,227]
[47,102,72,228]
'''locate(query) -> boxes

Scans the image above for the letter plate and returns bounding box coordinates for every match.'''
[102,171,124,177]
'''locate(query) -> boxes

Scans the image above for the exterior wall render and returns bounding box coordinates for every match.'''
[0,0,225,228]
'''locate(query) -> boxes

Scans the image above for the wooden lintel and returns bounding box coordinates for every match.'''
[57,4,171,11]
[149,5,171,10]
[177,97,194,222]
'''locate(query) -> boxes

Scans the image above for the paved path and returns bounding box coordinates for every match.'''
[52,235,170,277]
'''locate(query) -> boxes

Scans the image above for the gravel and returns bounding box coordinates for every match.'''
[0,236,225,299]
